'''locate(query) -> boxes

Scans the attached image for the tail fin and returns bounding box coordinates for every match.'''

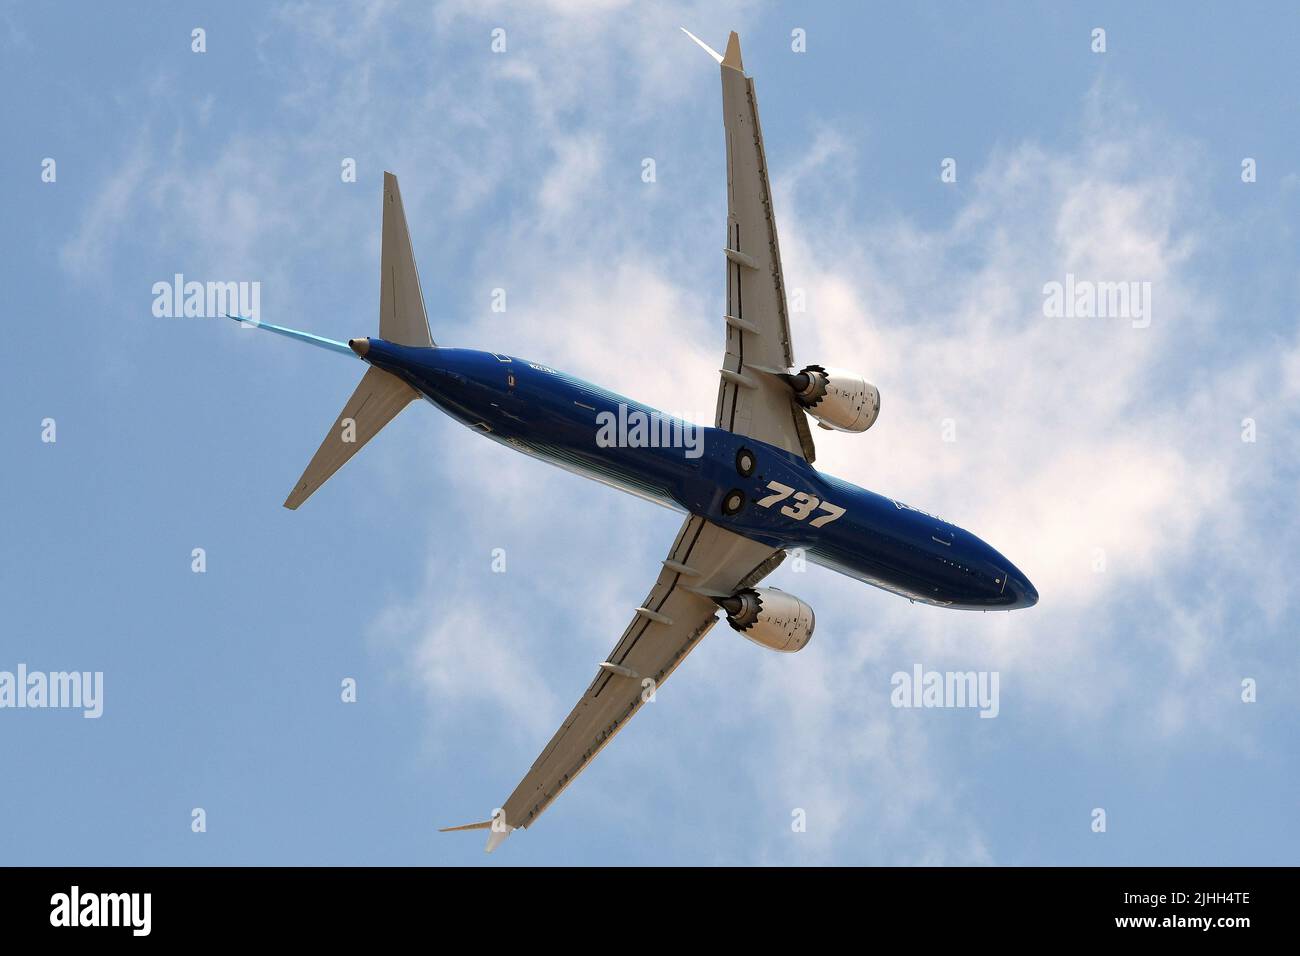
[281,172,431,509]
[380,171,435,348]
[228,172,435,510]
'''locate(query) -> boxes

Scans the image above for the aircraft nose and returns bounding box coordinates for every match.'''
[1008,573,1038,609]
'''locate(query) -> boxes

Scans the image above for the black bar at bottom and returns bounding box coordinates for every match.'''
[0,865,1286,941]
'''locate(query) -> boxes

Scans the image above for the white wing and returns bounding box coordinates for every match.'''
[710,31,817,462]
[441,514,784,850]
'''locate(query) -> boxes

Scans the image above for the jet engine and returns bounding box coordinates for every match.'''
[717,588,815,653]
[781,364,881,432]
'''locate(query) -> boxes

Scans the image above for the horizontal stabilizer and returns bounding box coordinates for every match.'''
[283,366,419,510]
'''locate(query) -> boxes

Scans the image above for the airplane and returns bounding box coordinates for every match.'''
[224,29,1037,853]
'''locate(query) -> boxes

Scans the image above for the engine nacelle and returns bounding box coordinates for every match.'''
[783,364,881,432]
[718,588,815,653]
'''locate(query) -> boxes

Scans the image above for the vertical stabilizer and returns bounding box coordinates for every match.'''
[380,172,435,348]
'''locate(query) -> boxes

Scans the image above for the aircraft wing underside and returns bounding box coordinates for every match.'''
[709,31,817,463]
[445,514,783,850]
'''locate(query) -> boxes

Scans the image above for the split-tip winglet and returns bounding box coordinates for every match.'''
[439,818,514,853]
[680,27,722,64]
[680,28,743,70]
[722,30,742,70]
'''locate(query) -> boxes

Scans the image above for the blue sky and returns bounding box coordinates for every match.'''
[2,1,1297,865]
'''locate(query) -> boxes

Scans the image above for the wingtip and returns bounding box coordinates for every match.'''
[438,816,514,852]
[722,30,743,70]
[484,827,513,854]
[438,820,490,833]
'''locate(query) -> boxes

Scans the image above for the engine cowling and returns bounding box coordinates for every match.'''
[783,364,881,432]
[718,588,815,653]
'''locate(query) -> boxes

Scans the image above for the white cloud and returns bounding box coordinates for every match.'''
[59,143,152,278]
[373,588,561,741]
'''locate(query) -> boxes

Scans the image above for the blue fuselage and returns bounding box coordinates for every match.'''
[363,341,1038,610]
